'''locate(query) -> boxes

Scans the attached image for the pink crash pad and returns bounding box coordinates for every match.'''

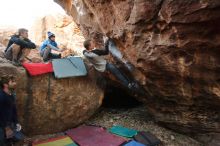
[66,125,127,146]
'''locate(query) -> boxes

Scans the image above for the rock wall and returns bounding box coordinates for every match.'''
[0,57,103,135]
[0,27,17,47]
[30,14,85,56]
[0,14,85,61]
[55,0,220,137]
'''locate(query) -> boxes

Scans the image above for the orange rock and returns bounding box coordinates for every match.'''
[0,57,103,135]
[55,0,220,140]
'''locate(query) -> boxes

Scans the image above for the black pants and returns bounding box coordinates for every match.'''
[40,47,61,62]
[105,63,130,87]
[0,127,6,146]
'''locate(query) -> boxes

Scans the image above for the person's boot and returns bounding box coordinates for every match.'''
[12,59,22,66]
[128,82,146,96]
[58,53,61,58]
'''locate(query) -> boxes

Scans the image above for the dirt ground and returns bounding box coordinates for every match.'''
[85,106,201,146]
[19,105,202,146]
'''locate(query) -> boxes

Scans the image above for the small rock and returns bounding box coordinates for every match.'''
[171,135,175,140]
[114,116,120,120]
[110,119,114,123]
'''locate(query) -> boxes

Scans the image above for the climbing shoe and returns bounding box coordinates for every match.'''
[128,82,146,96]
[12,60,22,66]
[128,82,139,89]
[58,53,62,58]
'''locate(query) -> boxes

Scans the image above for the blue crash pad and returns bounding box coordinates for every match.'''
[124,140,146,146]
[52,56,87,78]
[109,125,138,138]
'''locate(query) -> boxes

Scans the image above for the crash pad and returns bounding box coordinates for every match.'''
[52,56,87,78]
[22,62,53,76]
[124,140,146,146]
[134,131,161,146]
[66,125,126,146]
[109,125,138,138]
[32,136,77,146]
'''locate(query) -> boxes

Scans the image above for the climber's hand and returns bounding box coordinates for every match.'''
[16,123,22,131]
[5,127,13,138]
[103,36,109,44]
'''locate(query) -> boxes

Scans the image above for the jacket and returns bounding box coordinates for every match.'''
[5,35,36,52]
[83,41,109,72]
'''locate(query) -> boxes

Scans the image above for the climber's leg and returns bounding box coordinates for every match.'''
[106,63,130,87]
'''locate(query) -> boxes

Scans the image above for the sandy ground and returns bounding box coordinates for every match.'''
[18,105,201,146]
[85,106,201,146]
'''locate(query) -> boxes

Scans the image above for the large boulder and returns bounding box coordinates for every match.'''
[0,57,103,135]
[55,0,220,139]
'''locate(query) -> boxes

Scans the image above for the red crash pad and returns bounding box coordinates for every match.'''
[22,62,53,76]
[66,125,127,146]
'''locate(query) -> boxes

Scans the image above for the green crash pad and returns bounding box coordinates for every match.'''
[109,125,138,138]
[32,136,78,146]
[52,56,87,78]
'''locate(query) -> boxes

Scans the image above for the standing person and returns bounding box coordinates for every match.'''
[4,28,36,66]
[0,75,23,146]
[40,32,64,62]
[83,38,137,89]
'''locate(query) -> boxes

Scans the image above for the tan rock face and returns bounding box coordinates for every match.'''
[0,27,17,47]
[0,57,103,135]
[30,14,85,56]
[55,0,220,135]
[0,14,85,61]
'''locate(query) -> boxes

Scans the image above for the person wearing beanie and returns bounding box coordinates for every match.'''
[40,31,64,62]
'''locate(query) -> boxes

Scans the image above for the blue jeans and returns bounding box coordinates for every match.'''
[106,63,130,87]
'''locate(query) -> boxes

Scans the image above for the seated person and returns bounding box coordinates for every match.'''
[4,28,36,66]
[83,38,136,89]
[40,32,64,62]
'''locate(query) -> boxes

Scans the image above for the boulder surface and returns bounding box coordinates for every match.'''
[0,57,103,135]
[55,0,220,137]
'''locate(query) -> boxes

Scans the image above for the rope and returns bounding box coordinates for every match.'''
[24,75,33,133]
[46,74,51,101]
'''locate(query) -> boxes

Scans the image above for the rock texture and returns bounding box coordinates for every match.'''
[30,14,85,56]
[0,14,85,61]
[0,27,17,46]
[56,0,220,137]
[0,57,103,135]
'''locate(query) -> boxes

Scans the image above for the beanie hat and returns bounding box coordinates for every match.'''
[48,31,55,38]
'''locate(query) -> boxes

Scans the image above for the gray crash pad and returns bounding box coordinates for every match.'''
[52,56,87,78]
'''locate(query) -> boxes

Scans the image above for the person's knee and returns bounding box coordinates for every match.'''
[22,48,30,54]
[11,44,21,53]
[44,47,51,51]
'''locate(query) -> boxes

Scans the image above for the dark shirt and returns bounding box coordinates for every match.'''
[5,35,36,52]
[0,90,18,128]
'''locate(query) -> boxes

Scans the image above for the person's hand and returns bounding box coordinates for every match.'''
[60,48,66,52]
[16,123,22,131]
[103,36,109,44]
[5,127,13,139]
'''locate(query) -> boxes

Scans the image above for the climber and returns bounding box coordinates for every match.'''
[83,37,138,90]
[0,75,24,146]
[40,31,64,62]
[4,28,36,66]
